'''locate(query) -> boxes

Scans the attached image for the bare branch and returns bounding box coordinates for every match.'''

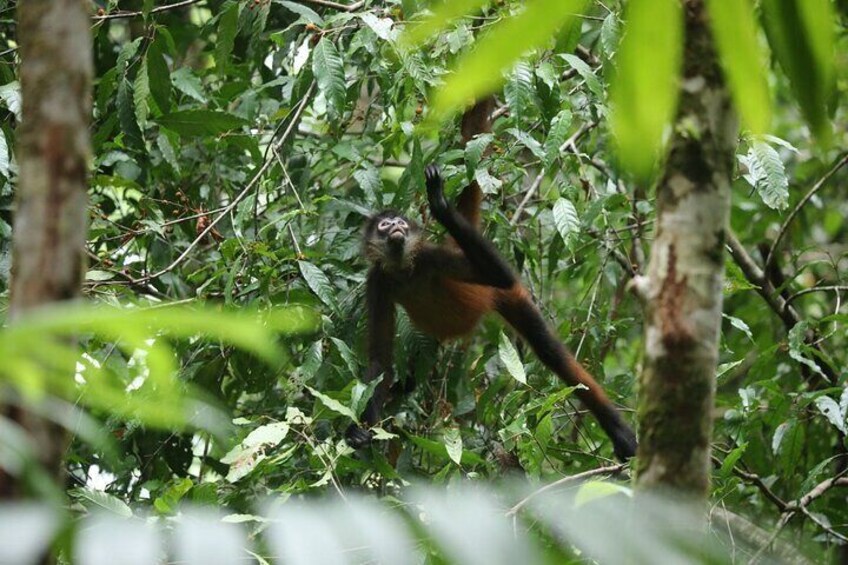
[92,0,204,21]
[785,285,848,307]
[300,0,365,11]
[505,463,627,516]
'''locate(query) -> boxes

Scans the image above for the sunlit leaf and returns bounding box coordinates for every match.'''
[400,0,489,48]
[610,0,682,180]
[705,0,770,133]
[499,332,526,384]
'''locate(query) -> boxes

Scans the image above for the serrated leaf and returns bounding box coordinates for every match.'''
[330,337,359,377]
[430,0,587,120]
[746,139,789,210]
[298,260,335,309]
[498,332,526,384]
[243,422,290,448]
[610,0,683,180]
[465,133,493,174]
[600,13,621,56]
[360,13,395,41]
[171,68,207,103]
[508,129,545,161]
[117,78,143,148]
[353,164,382,205]
[116,37,143,73]
[155,111,246,137]
[312,37,346,119]
[306,386,358,422]
[0,81,21,120]
[552,198,579,242]
[705,0,770,133]
[156,132,180,174]
[474,167,502,195]
[814,396,846,434]
[133,59,150,128]
[216,3,239,72]
[71,488,133,518]
[544,109,572,168]
[560,53,603,98]
[504,62,536,125]
[147,42,171,113]
[0,129,9,178]
[443,427,463,465]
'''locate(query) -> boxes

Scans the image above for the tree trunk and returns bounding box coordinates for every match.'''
[634,0,737,497]
[0,0,92,498]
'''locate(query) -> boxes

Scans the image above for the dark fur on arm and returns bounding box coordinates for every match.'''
[424,165,515,289]
[346,268,396,447]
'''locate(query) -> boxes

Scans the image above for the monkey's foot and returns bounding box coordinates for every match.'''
[345,424,373,449]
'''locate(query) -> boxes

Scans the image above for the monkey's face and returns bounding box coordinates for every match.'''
[363,211,421,270]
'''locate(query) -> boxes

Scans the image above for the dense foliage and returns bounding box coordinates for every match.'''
[0,0,846,561]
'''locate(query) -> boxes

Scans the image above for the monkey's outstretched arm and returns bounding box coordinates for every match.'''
[424,165,515,289]
[346,268,396,447]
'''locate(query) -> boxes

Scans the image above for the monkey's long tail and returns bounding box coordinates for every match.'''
[495,286,637,461]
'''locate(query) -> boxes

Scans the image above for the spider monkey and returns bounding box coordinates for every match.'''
[346,164,638,461]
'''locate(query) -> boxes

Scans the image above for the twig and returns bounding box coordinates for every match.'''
[505,463,626,516]
[764,153,848,272]
[300,0,365,11]
[785,285,848,307]
[92,0,204,21]
[138,82,315,282]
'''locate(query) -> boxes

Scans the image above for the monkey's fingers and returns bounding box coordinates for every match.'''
[345,424,373,449]
[424,164,449,218]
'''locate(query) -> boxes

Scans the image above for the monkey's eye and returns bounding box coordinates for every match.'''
[377,219,393,231]
[396,219,408,229]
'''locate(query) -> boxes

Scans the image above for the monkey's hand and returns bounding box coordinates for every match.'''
[424,164,450,223]
[345,423,373,449]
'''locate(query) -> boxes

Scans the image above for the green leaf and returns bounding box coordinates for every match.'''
[504,62,536,126]
[0,128,9,178]
[443,427,463,466]
[705,0,770,133]
[155,111,247,137]
[552,198,579,242]
[275,0,323,25]
[465,133,494,175]
[306,386,358,422]
[560,53,603,98]
[739,138,788,209]
[610,0,683,180]
[761,0,835,141]
[298,261,336,309]
[0,81,21,120]
[312,37,346,119]
[431,0,587,121]
[116,37,143,74]
[354,164,382,205]
[574,481,632,508]
[216,3,240,72]
[498,332,526,384]
[70,488,133,518]
[360,13,395,42]
[243,422,290,447]
[330,337,359,378]
[171,68,207,103]
[400,0,489,47]
[600,13,621,56]
[544,109,572,168]
[147,42,171,113]
[133,59,150,128]
[156,132,180,174]
[719,443,748,478]
[722,314,753,342]
[814,396,846,434]
[117,78,143,148]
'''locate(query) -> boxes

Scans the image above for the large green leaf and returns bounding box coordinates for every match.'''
[400,0,489,47]
[155,110,247,137]
[610,0,683,180]
[312,37,346,119]
[430,0,587,121]
[761,0,835,141]
[705,0,770,133]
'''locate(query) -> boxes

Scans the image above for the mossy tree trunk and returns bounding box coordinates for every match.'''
[634,0,737,497]
[0,0,92,498]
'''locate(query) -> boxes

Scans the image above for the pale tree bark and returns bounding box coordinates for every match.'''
[0,0,92,498]
[634,0,737,496]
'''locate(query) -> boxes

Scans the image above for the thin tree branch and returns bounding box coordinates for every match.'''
[785,285,848,307]
[93,0,204,21]
[505,463,626,516]
[764,152,848,272]
[300,0,365,11]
